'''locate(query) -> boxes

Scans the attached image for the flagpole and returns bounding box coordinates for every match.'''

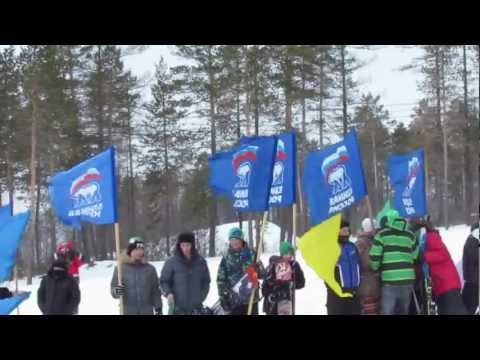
[292,202,297,315]
[114,222,124,315]
[365,196,375,231]
[14,264,19,315]
[248,210,268,315]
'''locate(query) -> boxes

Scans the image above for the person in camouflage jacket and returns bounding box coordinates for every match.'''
[217,227,264,315]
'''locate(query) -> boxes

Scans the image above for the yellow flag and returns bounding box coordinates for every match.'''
[299,214,352,298]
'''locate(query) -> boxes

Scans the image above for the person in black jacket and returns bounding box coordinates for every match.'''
[37,259,81,315]
[262,241,305,315]
[462,222,479,314]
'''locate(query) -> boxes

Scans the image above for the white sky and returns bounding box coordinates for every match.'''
[122,45,425,125]
[0,44,429,213]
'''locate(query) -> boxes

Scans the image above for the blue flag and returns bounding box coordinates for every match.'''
[209,137,277,212]
[388,148,427,218]
[0,203,13,228]
[303,128,368,225]
[241,133,297,208]
[48,146,119,229]
[0,211,31,282]
[0,292,30,315]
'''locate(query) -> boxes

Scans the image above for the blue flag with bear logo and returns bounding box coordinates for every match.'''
[303,128,368,225]
[388,148,427,218]
[209,136,277,212]
[48,146,118,229]
[241,132,296,208]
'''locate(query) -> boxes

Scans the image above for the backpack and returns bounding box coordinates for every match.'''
[336,242,360,291]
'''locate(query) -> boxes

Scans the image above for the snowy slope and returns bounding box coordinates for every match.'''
[5,223,472,315]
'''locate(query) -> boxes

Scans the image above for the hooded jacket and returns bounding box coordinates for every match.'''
[110,251,162,315]
[159,242,211,315]
[37,261,81,315]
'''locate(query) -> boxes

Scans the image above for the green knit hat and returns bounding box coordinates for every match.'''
[280,241,295,256]
[228,227,244,240]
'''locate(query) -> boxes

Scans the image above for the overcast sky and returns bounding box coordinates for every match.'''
[121,45,425,125]
[0,45,427,212]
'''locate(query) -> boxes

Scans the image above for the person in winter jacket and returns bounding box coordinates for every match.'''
[56,240,85,284]
[262,241,305,315]
[217,227,264,315]
[326,219,361,315]
[0,287,13,300]
[37,259,81,315]
[56,240,85,314]
[462,222,479,314]
[355,218,381,315]
[160,232,211,315]
[370,212,419,315]
[423,222,467,315]
[111,237,162,315]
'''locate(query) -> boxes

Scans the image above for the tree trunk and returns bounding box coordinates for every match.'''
[127,103,136,235]
[371,128,378,212]
[462,45,470,223]
[208,47,217,257]
[340,45,348,136]
[319,56,325,147]
[34,167,41,270]
[163,100,171,257]
[26,81,39,285]
[440,50,449,229]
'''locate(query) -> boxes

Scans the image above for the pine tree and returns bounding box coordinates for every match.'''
[140,57,190,256]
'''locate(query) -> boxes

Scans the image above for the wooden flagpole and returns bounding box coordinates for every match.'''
[114,222,124,315]
[15,264,19,315]
[292,202,297,315]
[247,210,268,315]
[365,196,375,231]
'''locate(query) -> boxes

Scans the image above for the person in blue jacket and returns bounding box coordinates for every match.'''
[325,219,361,315]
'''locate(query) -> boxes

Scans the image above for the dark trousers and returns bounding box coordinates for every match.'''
[326,288,361,315]
[230,303,259,315]
[462,282,479,315]
[73,276,80,314]
[436,289,468,315]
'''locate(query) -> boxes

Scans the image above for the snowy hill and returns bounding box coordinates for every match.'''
[5,223,472,315]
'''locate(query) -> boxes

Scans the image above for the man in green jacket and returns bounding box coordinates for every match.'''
[369,211,419,315]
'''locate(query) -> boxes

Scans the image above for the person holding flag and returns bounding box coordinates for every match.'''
[262,241,305,315]
[325,219,361,315]
[110,237,162,315]
[217,227,264,315]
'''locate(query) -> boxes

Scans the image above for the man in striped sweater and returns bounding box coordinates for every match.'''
[369,213,419,315]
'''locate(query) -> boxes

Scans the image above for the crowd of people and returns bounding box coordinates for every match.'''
[2,212,476,316]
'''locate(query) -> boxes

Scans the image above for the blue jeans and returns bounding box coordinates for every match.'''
[381,284,414,315]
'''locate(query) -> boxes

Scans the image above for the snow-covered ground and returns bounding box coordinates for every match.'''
[4,223,472,315]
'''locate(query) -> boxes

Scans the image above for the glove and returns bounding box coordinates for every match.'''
[154,308,162,315]
[112,285,125,297]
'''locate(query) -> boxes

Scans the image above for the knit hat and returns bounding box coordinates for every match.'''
[127,236,145,256]
[279,241,295,256]
[228,227,244,240]
[361,218,378,233]
[340,219,350,229]
[177,232,195,245]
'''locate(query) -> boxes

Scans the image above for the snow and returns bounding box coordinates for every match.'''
[4,223,472,315]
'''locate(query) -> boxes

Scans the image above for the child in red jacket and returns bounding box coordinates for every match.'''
[423,228,467,315]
